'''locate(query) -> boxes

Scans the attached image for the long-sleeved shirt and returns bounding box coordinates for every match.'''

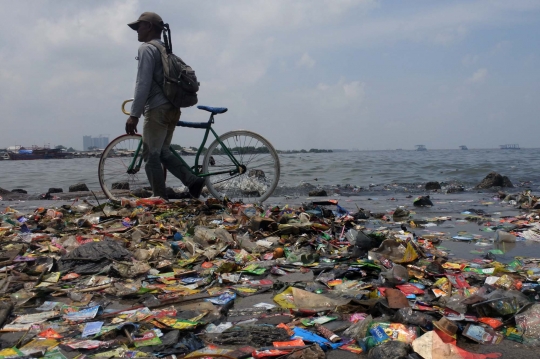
[130,39,169,118]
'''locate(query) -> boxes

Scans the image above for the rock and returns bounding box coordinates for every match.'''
[308,189,327,197]
[0,187,9,195]
[393,206,410,218]
[425,181,441,190]
[502,176,514,188]
[11,189,27,194]
[131,188,152,198]
[48,188,63,193]
[300,183,316,190]
[112,182,129,190]
[446,185,464,193]
[413,195,433,207]
[352,209,370,220]
[69,183,89,192]
[476,172,513,189]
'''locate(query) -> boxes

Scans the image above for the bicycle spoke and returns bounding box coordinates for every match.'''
[203,131,280,203]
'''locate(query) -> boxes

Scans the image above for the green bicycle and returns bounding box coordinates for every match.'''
[98,99,280,203]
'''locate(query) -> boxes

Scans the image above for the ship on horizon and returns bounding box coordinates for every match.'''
[7,145,73,160]
[499,144,520,150]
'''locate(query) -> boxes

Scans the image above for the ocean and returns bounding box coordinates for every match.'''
[1,148,538,196]
[2,148,540,261]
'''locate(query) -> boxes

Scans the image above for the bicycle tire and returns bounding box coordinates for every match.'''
[99,134,150,201]
[202,130,280,203]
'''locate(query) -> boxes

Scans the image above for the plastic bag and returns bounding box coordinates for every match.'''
[57,239,132,274]
[368,340,409,359]
[515,303,540,342]
[343,315,372,340]
[380,264,409,285]
[393,307,433,328]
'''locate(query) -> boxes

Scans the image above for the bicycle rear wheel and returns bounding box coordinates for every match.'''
[99,134,151,201]
[202,130,280,203]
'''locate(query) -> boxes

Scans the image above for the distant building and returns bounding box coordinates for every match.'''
[83,135,109,151]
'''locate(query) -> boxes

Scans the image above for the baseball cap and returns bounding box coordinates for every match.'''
[127,12,164,30]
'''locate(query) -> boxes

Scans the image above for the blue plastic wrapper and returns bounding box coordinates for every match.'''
[205,292,236,305]
[292,327,342,350]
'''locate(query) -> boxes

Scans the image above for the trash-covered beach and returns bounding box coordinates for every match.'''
[2,174,540,358]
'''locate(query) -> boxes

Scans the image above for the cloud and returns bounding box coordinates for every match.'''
[296,53,316,69]
[466,68,488,83]
[462,54,479,67]
[307,78,366,108]
[0,0,539,151]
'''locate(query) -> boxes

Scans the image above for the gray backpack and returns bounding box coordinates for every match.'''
[148,39,199,108]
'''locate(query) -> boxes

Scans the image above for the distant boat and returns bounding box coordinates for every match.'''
[7,145,73,160]
[415,145,427,151]
[499,144,520,150]
[459,145,468,150]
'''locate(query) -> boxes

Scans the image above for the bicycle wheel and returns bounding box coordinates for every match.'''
[99,134,150,201]
[202,130,280,203]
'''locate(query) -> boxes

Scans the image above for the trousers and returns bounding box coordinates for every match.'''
[142,102,198,199]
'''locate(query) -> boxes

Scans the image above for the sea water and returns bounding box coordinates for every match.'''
[1,148,538,195]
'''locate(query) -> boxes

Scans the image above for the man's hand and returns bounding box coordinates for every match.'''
[126,116,139,135]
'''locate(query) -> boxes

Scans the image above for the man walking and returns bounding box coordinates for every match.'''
[125,12,205,200]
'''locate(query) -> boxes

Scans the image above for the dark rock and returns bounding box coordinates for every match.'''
[300,183,316,190]
[502,176,514,188]
[425,181,441,190]
[40,192,52,200]
[413,195,433,207]
[0,187,9,195]
[353,209,370,220]
[476,172,513,189]
[131,188,152,198]
[112,182,129,190]
[48,188,63,193]
[308,189,327,197]
[393,206,410,219]
[11,189,27,194]
[446,185,464,193]
[69,183,89,192]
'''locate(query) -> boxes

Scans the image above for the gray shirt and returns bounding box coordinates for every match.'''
[131,39,169,118]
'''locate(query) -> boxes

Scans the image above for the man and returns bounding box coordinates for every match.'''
[126,12,205,200]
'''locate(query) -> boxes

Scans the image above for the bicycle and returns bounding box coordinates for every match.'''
[98,99,280,203]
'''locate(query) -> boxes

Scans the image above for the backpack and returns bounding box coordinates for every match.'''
[147,39,199,108]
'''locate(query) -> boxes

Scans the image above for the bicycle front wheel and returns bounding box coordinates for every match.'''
[99,134,150,201]
[202,130,280,203]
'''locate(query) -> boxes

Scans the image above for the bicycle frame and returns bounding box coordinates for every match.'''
[122,100,244,179]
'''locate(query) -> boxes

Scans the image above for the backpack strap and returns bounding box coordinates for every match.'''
[147,40,170,78]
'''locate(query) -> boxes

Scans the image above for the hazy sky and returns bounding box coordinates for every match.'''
[1,0,539,151]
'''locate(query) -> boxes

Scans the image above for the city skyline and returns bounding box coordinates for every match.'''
[83,135,109,151]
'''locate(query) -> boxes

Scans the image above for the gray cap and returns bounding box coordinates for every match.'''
[127,12,164,30]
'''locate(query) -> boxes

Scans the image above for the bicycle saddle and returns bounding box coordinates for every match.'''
[197,106,228,114]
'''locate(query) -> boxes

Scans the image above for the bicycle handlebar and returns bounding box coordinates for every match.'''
[122,99,134,116]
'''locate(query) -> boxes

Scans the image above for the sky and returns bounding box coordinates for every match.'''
[0,0,539,151]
